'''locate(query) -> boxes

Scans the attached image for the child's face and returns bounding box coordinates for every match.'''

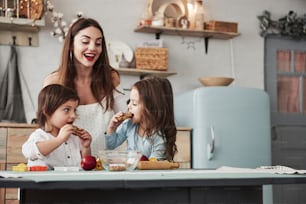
[48,99,79,131]
[128,88,142,123]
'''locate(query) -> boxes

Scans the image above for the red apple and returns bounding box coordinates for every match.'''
[139,155,149,161]
[81,155,97,170]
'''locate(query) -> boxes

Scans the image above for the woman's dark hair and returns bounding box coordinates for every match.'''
[37,84,79,129]
[133,77,177,161]
[57,17,117,110]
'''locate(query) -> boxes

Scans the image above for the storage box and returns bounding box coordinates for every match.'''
[135,48,168,71]
[205,21,238,33]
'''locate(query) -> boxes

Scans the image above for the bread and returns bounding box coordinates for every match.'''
[72,125,82,136]
[116,112,133,122]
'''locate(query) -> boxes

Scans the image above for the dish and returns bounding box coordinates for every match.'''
[54,166,80,172]
[198,77,234,86]
[107,40,134,68]
[98,150,142,171]
[151,0,186,17]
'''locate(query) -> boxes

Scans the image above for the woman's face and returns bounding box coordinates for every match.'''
[128,87,143,124]
[72,26,103,68]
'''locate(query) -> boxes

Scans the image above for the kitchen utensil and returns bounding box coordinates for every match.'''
[137,160,180,170]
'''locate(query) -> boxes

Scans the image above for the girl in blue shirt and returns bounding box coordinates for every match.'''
[105,77,177,161]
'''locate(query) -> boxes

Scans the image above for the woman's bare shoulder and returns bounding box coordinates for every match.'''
[43,71,60,87]
[111,69,120,87]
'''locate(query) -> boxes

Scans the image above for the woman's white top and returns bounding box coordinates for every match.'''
[74,87,128,156]
[22,128,82,168]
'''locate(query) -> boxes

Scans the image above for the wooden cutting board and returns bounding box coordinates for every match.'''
[137,161,180,170]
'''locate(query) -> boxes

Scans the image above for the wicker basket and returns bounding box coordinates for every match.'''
[205,20,238,33]
[135,48,168,71]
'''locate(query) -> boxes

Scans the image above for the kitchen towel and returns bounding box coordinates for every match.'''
[0,45,26,123]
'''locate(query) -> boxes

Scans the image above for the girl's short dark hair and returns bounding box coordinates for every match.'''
[36,84,79,128]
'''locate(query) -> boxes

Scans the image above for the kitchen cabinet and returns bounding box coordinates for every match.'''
[265,36,306,203]
[0,123,37,204]
[174,127,192,168]
[134,25,240,53]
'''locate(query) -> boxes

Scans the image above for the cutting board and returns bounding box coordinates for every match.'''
[137,161,180,170]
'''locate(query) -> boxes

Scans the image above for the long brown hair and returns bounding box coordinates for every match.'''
[37,84,80,129]
[133,77,177,161]
[57,17,116,110]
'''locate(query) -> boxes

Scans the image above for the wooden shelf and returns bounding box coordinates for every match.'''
[134,25,240,40]
[134,25,240,53]
[0,16,45,31]
[117,68,177,78]
[0,17,45,46]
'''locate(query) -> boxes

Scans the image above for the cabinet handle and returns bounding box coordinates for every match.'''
[207,126,215,160]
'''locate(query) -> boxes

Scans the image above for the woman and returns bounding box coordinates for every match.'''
[43,18,127,156]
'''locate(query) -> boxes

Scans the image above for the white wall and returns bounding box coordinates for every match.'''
[1,0,306,123]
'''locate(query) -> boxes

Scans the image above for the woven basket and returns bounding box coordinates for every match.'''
[205,21,238,33]
[135,48,168,71]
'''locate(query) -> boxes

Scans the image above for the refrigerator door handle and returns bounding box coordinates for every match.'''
[207,126,215,160]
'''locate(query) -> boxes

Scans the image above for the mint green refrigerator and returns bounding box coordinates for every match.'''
[174,86,272,203]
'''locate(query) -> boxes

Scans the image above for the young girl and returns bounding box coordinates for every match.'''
[22,84,92,169]
[105,77,177,161]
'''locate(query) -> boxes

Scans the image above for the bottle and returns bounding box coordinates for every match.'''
[119,53,130,68]
[194,0,205,30]
[139,0,153,26]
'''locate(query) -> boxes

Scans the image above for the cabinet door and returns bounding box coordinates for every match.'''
[6,127,34,204]
[6,128,33,165]
[0,128,7,164]
[265,35,306,203]
[174,128,192,168]
[0,128,7,204]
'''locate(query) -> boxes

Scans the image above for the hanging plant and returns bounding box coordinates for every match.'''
[258,10,306,40]
[46,0,84,42]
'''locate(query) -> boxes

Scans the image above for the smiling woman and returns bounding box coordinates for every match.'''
[43,18,128,156]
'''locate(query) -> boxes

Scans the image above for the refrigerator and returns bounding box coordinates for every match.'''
[174,86,272,203]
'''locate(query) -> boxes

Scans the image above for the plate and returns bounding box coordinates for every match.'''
[150,0,187,17]
[107,40,134,68]
[54,166,80,172]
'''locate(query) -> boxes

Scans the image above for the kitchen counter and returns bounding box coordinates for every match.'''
[1,169,306,204]
[0,122,37,128]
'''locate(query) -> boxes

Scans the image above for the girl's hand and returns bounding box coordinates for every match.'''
[106,111,125,134]
[78,129,92,148]
[57,124,74,142]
